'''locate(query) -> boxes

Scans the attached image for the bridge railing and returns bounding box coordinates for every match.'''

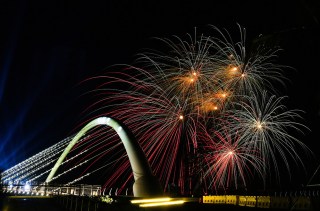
[1,184,101,196]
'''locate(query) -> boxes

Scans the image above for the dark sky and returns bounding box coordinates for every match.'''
[1,0,320,183]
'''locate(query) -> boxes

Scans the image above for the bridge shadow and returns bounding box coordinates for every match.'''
[1,196,64,211]
[2,195,319,211]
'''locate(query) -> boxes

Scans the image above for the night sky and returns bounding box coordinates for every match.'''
[1,0,320,185]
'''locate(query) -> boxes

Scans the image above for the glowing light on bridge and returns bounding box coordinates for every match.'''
[131,197,185,207]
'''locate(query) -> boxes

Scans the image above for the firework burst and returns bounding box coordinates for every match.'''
[225,91,311,182]
[202,129,265,191]
[74,25,311,195]
[206,25,288,96]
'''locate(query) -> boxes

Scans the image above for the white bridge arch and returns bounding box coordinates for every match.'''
[45,117,163,197]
